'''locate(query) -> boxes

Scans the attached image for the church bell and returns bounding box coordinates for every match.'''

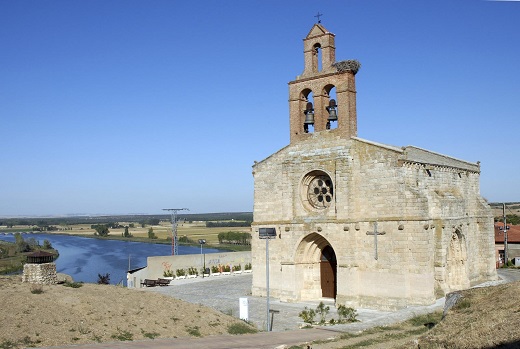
[304,102,315,125]
[326,99,338,122]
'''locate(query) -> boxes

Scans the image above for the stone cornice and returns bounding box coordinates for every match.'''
[397,159,481,174]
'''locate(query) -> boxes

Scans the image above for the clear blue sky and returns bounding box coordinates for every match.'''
[1,0,518,216]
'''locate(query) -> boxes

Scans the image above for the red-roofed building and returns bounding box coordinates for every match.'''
[495,222,520,267]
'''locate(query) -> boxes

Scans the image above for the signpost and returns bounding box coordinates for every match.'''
[259,227,276,331]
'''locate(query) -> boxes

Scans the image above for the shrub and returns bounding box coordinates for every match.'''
[337,305,358,323]
[97,273,110,285]
[62,281,83,288]
[186,326,201,337]
[299,307,316,324]
[188,267,198,275]
[163,269,174,277]
[232,264,241,271]
[111,328,133,341]
[176,269,186,277]
[244,263,252,270]
[316,302,330,324]
[211,265,219,273]
[227,322,258,335]
[141,330,159,339]
[223,265,231,272]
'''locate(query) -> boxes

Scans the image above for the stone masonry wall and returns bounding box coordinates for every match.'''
[22,263,58,285]
[252,134,496,309]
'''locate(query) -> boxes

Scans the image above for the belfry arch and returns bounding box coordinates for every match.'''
[295,233,337,300]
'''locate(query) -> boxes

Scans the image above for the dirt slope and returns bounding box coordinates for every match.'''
[0,275,252,348]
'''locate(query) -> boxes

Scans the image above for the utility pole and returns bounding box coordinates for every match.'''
[504,203,508,265]
[163,208,189,255]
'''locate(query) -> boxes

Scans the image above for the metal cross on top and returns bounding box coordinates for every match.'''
[366,222,386,260]
[314,12,323,23]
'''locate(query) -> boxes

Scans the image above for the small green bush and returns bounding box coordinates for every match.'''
[337,304,358,323]
[299,307,316,324]
[186,326,201,337]
[141,330,160,339]
[163,269,174,277]
[176,269,186,277]
[63,281,83,288]
[316,302,330,324]
[227,322,258,335]
[111,328,133,341]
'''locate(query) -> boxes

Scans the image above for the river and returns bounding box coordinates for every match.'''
[0,232,222,285]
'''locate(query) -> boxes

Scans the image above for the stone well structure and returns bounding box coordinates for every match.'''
[22,251,58,285]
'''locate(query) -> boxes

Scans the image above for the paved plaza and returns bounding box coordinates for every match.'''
[145,273,441,333]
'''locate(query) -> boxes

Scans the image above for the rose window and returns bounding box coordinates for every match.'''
[306,174,334,209]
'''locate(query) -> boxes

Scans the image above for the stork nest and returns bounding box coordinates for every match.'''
[332,60,361,75]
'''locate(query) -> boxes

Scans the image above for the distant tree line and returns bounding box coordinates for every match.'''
[218,231,251,245]
[0,212,253,228]
[206,221,252,228]
[496,214,520,225]
[140,218,160,227]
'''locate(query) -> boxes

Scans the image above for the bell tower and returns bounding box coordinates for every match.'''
[288,24,360,143]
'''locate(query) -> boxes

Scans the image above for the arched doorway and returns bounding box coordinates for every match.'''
[320,245,337,298]
[294,233,338,301]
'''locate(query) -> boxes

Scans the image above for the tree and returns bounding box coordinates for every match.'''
[14,233,30,252]
[123,226,132,238]
[93,225,110,237]
[42,239,53,249]
[148,227,157,239]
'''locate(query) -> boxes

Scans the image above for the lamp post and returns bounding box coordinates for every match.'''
[259,227,277,331]
[198,239,206,278]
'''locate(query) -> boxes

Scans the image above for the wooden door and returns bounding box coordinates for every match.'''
[320,245,337,298]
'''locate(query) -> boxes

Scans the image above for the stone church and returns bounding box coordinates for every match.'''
[251,23,497,310]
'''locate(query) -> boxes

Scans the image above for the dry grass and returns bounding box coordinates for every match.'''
[410,281,520,348]
[303,281,520,349]
[0,275,254,348]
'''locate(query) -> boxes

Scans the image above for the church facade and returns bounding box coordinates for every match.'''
[251,24,497,310]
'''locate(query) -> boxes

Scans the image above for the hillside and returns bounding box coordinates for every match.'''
[0,276,256,348]
[411,280,520,348]
[302,279,520,349]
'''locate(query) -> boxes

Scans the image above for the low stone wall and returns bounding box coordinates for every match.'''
[22,263,58,285]
[128,251,251,288]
